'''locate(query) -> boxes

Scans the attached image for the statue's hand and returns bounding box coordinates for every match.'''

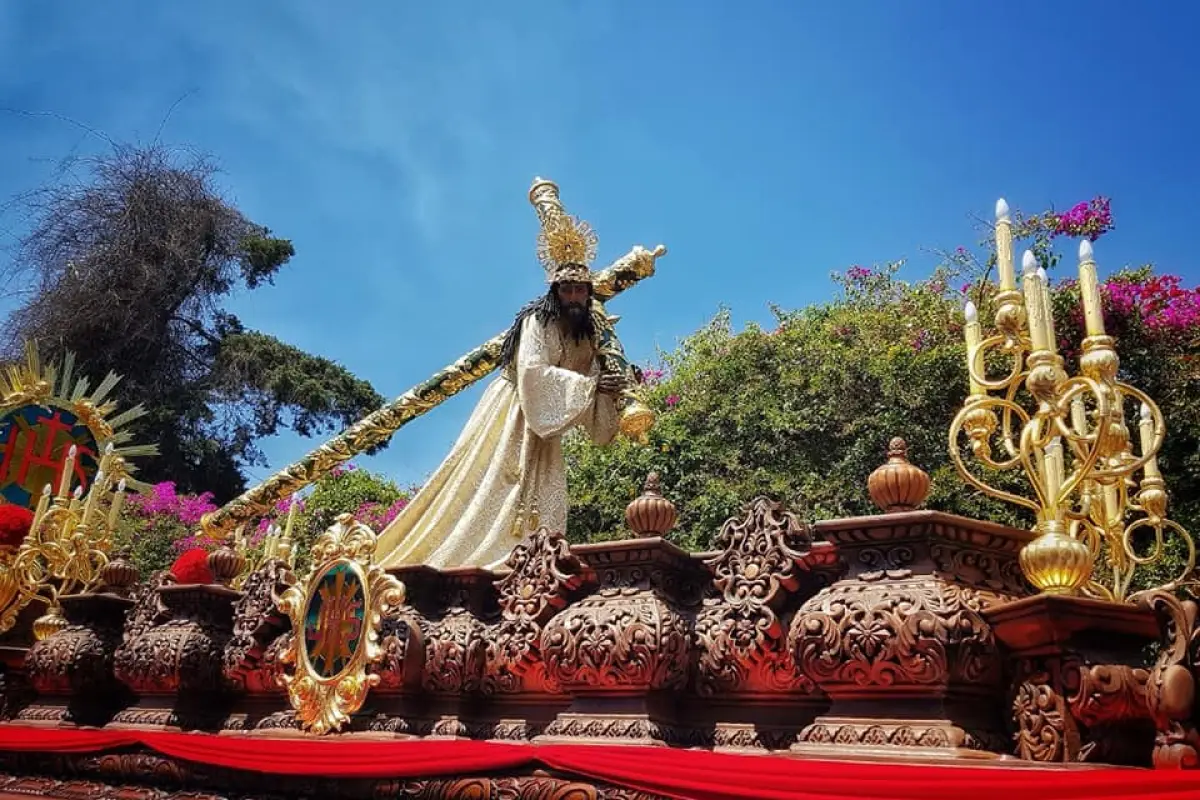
[597,373,626,396]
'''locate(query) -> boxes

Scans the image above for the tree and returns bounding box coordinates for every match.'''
[564,197,1200,593]
[1,143,385,500]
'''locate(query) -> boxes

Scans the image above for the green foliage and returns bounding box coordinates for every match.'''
[0,143,385,501]
[112,465,412,579]
[566,260,1021,551]
[112,514,188,579]
[566,210,1200,582]
[253,465,412,572]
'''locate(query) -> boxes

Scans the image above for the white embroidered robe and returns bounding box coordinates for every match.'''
[374,314,619,570]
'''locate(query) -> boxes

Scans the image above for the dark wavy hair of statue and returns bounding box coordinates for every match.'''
[498,281,595,370]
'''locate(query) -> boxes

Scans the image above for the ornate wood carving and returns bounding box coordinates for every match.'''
[0,756,671,799]
[990,594,1158,766]
[222,558,294,694]
[111,575,240,728]
[787,513,1028,756]
[395,568,496,696]
[541,540,696,694]
[114,584,239,696]
[483,527,594,695]
[694,497,823,696]
[21,591,132,725]
[1141,590,1200,768]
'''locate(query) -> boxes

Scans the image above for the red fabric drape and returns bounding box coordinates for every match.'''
[3,724,1200,800]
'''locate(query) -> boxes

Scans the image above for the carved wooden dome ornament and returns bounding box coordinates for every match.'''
[867,437,931,513]
[625,472,678,537]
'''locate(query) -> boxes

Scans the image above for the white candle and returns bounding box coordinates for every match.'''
[284,498,299,540]
[107,479,126,531]
[995,199,1016,291]
[1021,251,1051,352]
[81,470,104,526]
[30,483,52,537]
[57,445,78,499]
[1078,240,1107,337]
[964,301,984,395]
[1140,403,1161,479]
[1037,267,1058,354]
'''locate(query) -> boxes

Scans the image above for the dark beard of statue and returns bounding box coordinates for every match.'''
[499,285,595,370]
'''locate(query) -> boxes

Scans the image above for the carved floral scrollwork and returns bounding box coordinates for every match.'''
[1009,654,1153,765]
[223,558,294,693]
[483,527,593,695]
[423,606,487,695]
[694,497,816,695]
[790,578,998,691]
[113,573,237,697]
[541,590,690,692]
[24,594,131,700]
[1141,590,1200,768]
[1011,657,1081,763]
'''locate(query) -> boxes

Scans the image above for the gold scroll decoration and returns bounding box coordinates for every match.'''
[276,513,405,734]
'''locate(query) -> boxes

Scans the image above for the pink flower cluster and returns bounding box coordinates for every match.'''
[640,366,667,386]
[846,265,873,280]
[127,482,217,525]
[1105,274,1200,333]
[1052,197,1113,241]
[355,498,409,530]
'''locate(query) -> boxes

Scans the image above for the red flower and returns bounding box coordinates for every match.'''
[170,548,213,585]
[0,504,34,549]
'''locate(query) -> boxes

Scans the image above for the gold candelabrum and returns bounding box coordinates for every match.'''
[0,442,130,638]
[235,496,301,584]
[948,199,1194,602]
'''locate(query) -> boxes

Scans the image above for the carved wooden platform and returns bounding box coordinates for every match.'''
[1,497,1198,799]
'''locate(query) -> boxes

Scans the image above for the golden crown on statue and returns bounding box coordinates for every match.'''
[948,199,1195,602]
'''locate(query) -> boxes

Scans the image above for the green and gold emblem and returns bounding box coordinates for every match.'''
[277,513,405,734]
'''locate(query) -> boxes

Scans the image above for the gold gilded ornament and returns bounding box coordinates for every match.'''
[276,513,405,734]
[0,342,154,636]
[949,213,1193,601]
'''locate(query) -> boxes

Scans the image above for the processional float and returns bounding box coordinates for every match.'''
[5,188,1200,800]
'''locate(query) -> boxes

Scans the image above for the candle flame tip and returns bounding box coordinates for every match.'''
[1079,239,1094,261]
[1037,266,1048,282]
[67,444,78,457]
[964,300,978,322]
[995,198,1010,221]
[72,485,83,498]
[1140,402,1152,420]
[117,478,127,491]
[1022,250,1038,274]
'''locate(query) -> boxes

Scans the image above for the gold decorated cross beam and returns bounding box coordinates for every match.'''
[200,179,666,539]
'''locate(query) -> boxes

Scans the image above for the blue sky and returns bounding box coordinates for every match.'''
[1,2,1197,490]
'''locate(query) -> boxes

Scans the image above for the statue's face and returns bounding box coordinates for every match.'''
[555,281,590,311]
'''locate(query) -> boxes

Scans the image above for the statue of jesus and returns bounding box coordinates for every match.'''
[374,207,625,570]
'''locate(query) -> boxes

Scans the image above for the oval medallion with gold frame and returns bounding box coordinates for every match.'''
[277,513,405,734]
[301,560,367,681]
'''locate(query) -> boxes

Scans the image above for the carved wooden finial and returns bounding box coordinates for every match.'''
[625,472,677,537]
[99,547,139,595]
[207,533,246,587]
[867,437,930,513]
